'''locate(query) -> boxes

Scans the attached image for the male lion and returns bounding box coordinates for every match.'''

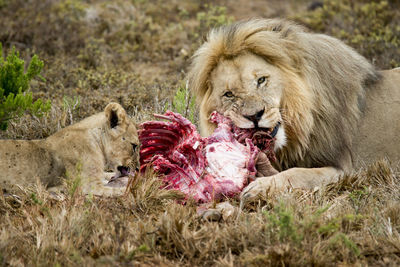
[188,18,400,203]
[0,102,138,197]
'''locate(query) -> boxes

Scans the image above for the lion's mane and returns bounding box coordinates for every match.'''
[188,18,381,170]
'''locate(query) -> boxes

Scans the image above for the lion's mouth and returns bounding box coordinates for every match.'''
[107,166,138,188]
[105,165,130,178]
[117,166,130,177]
[235,123,280,141]
[109,166,131,182]
[211,112,279,161]
[232,122,280,161]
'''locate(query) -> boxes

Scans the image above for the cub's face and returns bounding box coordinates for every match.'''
[207,52,286,149]
[103,103,139,175]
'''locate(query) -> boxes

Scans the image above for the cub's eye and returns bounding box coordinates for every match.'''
[223,91,234,98]
[257,76,267,85]
[122,137,126,141]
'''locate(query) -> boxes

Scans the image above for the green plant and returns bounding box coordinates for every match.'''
[0,0,6,8]
[318,219,340,236]
[62,95,81,126]
[66,161,83,198]
[0,44,50,130]
[349,186,370,214]
[171,82,196,123]
[195,4,234,39]
[330,233,360,257]
[265,203,301,243]
[197,5,233,30]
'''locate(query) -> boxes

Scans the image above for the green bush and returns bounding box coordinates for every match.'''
[195,4,234,40]
[0,44,50,130]
[171,82,196,123]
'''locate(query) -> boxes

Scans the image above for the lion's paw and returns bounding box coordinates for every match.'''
[201,209,222,221]
[240,175,285,204]
[197,201,238,221]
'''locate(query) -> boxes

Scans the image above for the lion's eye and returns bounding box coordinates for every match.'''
[257,76,267,85]
[223,91,234,98]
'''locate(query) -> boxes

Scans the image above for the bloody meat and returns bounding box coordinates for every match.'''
[139,111,276,202]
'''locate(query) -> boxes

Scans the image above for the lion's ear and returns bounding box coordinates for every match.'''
[104,102,127,130]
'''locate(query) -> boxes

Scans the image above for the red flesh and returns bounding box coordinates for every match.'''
[139,111,275,203]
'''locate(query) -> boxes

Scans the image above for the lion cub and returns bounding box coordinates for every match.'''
[0,102,138,197]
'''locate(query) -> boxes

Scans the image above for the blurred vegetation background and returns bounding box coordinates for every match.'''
[0,0,398,139]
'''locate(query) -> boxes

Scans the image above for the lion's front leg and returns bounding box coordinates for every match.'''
[241,167,343,203]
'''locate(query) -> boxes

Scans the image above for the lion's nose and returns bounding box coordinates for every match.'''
[244,109,264,127]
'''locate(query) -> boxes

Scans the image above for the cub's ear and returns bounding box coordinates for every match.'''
[104,102,127,129]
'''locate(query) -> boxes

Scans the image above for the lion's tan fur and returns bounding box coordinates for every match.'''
[188,18,397,173]
[0,103,138,196]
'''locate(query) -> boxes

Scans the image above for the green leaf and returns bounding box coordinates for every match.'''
[0,43,50,130]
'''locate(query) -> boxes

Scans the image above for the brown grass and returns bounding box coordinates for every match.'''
[1,0,399,265]
[1,160,399,265]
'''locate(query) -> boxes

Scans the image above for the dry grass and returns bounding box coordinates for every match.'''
[1,0,400,265]
[1,161,399,266]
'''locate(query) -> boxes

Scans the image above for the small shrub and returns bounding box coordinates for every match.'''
[0,44,50,130]
[62,95,80,126]
[349,186,370,214]
[65,161,83,199]
[265,203,301,243]
[329,233,360,257]
[171,82,196,123]
[195,4,234,40]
